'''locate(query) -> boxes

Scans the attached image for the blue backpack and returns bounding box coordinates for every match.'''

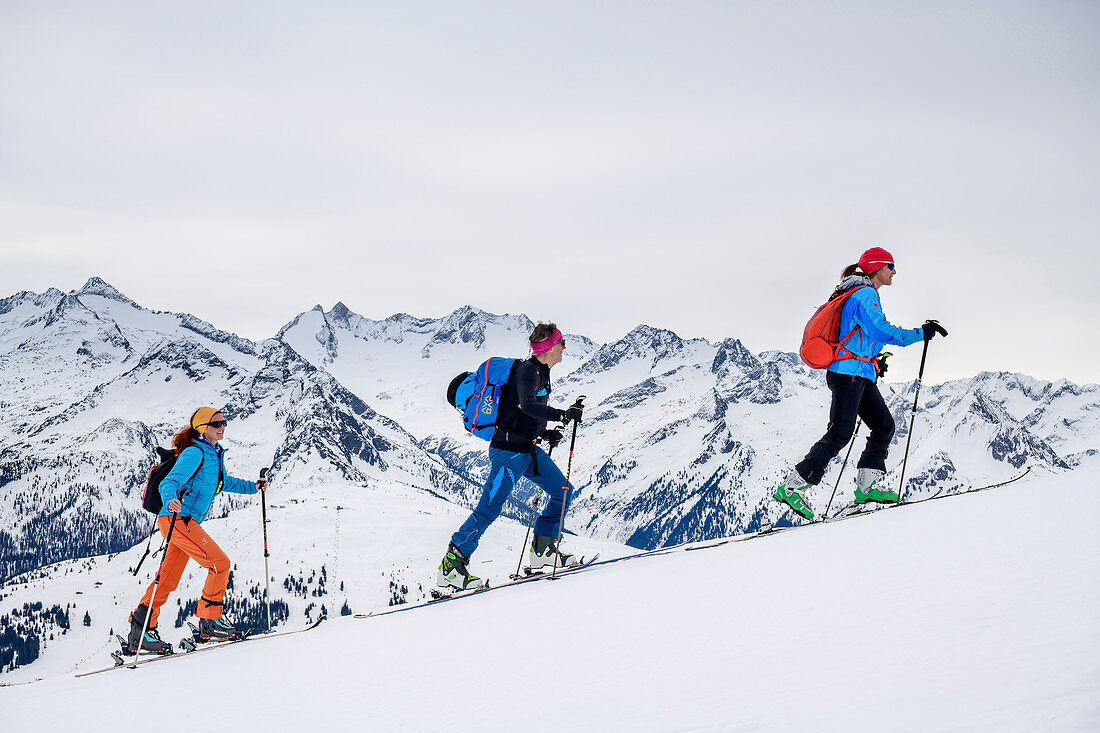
[446,357,522,441]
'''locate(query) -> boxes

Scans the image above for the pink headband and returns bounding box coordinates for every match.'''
[531,329,563,354]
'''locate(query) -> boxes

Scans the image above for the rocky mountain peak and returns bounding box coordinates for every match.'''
[76,277,139,307]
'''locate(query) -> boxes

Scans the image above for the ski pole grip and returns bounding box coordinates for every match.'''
[260,467,268,479]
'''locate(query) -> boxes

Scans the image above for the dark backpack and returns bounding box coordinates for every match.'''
[141,447,203,514]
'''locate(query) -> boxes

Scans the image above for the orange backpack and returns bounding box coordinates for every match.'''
[800,286,877,369]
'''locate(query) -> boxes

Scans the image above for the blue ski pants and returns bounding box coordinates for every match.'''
[451,446,574,559]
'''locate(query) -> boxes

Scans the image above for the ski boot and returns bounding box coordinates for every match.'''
[436,542,486,591]
[527,534,582,571]
[853,468,898,505]
[126,605,173,654]
[773,468,815,520]
[197,617,245,641]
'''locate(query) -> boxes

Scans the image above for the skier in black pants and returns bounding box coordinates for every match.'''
[775,247,947,519]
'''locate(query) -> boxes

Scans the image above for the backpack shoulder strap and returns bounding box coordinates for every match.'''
[499,358,529,429]
[833,286,876,363]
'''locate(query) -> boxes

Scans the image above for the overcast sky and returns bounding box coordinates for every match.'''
[2,1,1098,385]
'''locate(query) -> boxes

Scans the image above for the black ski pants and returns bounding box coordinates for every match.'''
[796,371,894,485]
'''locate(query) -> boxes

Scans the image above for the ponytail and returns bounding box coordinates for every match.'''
[841,263,865,279]
[171,426,199,455]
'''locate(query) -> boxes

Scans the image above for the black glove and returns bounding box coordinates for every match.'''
[539,428,563,449]
[563,400,584,425]
[922,321,948,341]
[874,353,889,378]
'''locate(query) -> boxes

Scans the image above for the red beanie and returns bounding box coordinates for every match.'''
[858,247,894,275]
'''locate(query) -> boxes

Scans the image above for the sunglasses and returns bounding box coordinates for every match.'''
[202,420,228,429]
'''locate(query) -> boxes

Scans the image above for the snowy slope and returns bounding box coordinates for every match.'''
[3,468,1096,731]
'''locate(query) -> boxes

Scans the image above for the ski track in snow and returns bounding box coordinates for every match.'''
[3,468,1098,732]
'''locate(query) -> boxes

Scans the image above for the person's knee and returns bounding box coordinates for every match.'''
[871,414,896,443]
[208,550,231,576]
[473,506,503,526]
[829,424,856,448]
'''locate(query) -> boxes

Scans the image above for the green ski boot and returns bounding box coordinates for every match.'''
[773,469,815,520]
[853,468,898,504]
[436,542,486,591]
[528,534,582,570]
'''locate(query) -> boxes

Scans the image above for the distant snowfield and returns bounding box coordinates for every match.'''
[4,467,1098,732]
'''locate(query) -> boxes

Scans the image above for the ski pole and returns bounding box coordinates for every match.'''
[132,499,181,661]
[551,396,584,581]
[513,485,544,580]
[259,467,271,633]
[822,420,860,520]
[896,330,935,504]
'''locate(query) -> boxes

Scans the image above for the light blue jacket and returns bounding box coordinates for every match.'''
[829,277,923,381]
[158,438,256,523]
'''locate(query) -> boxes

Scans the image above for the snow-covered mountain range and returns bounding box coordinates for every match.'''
[5,277,1097,571]
[0,279,475,582]
[2,277,1097,677]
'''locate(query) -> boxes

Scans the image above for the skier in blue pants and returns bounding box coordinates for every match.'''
[451,446,573,558]
[438,322,584,591]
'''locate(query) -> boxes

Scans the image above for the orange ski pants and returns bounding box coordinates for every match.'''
[139,515,231,627]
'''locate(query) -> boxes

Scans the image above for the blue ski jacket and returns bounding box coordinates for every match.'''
[830,277,923,381]
[158,438,256,523]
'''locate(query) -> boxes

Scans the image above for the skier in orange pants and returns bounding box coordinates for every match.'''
[127,407,268,652]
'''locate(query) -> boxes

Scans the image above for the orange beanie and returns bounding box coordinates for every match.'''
[190,406,221,431]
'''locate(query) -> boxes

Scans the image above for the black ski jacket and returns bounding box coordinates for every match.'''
[490,357,565,452]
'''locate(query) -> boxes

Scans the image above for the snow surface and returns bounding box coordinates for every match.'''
[3,467,1097,732]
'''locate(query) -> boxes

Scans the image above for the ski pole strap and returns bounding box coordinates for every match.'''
[131,529,158,576]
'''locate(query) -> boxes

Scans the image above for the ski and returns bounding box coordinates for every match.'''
[77,616,326,678]
[429,584,492,602]
[374,555,604,617]
[510,553,601,580]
